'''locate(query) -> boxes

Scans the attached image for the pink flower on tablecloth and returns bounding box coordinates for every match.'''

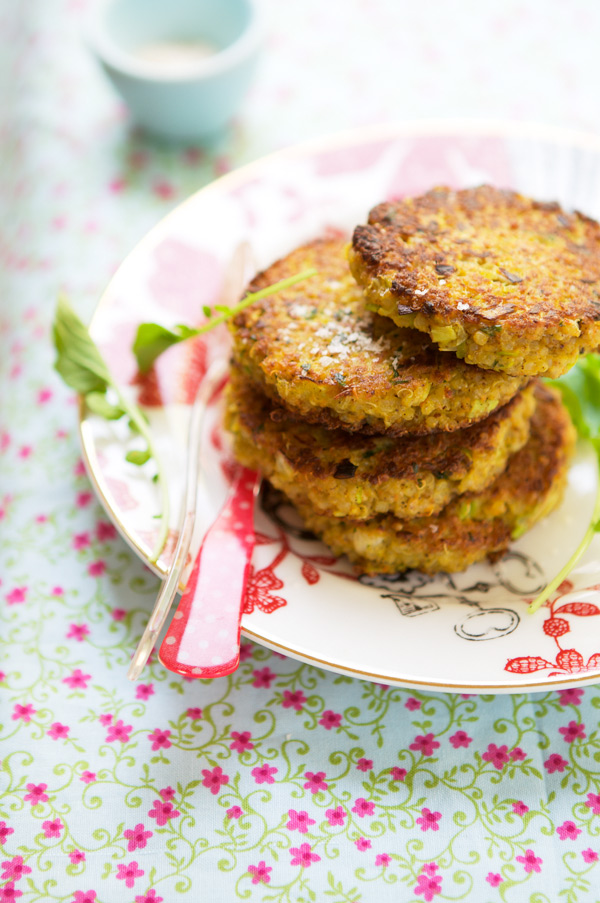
[319,710,342,730]
[325,805,346,826]
[559,721,586,743]
[251,764,277,785]
[375,854,391,867]
[486,873,503,887]
[24,783,48,805]
[76,491,93,507]
[482,743,510,770]
[35,514,47,524]
[12,704,36,723]
[422,864,438,876]
[153,180,175,200]
[390,767,407,782]
[186,707,202,720]
[239,643,253,661]
[0,823,14,844]
[135,891,163,903]
[112,608,127,621]
[68,850,85,865]
[416,808,441,832]
[281,690,306,711]
[512,801,529,816]
[80,771,96,784]
[66,623,90,642]
[449,731,472,748]
[516,849,542,873]
[356,758,373,772]
[544,753,568,773]
[47,722,69,741]
[18,446,32,459]
[557,820,581,841]
[1,856,31,881]
[352,798,375,818]
[414,873,442,902]
[74,459,86,477]
[405,697,421,710]
[63,669,91,690]
[6,587,26,605]
[286,810,316,833]
[226,806,243,819]
[252,667,276,688]
[106,720,132,743]
[585,793,600,814]
[88,560,106,577]
[99,714,113,726]
[355,837,371,851]
[123,824,153,852]
[148,729,171,751]
[148,800,180,826]
[52,586,64,596]
[116,861,144,888]
[247,861,272,885]
[230,731,254,753]
[0,884,23,902]
[510,747,526,761]
[582,849,599,863]
[290,843,320,867]
[136,683,154,700]
[96,521,117,541]
[201,766,229,795]
[159,787,175,801]
[303,771,328,794]
[410,733,440,757]
[42,818,63,839]
[72,533,90,550]
[558,688,584,706]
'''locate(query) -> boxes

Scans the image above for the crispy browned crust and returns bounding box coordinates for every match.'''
[295,383,576,574]
[230,237,524,434]
[350,185,600,377]
[225,363,537,519]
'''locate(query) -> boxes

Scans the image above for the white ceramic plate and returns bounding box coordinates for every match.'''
[81,120,600,693]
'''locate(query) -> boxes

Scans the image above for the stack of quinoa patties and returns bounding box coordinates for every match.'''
[224,185,600,575]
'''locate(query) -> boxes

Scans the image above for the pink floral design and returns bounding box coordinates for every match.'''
[375,854,391,867]
[289,843,320,867]
[390,766,407,782]
[159,787,175,801]
[68,850,85,864]
[99,714,113,726]
[136,683,154,700]
[544,753,568,773]
[72,532,90,550]
[116,861,144,888]
[252,667,276,688]
[148,728,171,750]
[62,669,91,689]
[24,783,48,805]
[0,886,24,903]
[12,703,36,723]
[303,771,328,794]
[112,608,126,621]
[281,689,306,711]
[414,872,443,902]
[515,849,543,873]
[1,857,31,881]
[585,792,600,814]
[449,730,472,748]
[6,587,26,605]
[410,733,440,757]
[148,800,180,826]
[230,731,254,753]
[356,757,373,772]
[556,820,581,840]
[247,861,272,885]
[42,818,63,838]
[510,747,526,761]
[286,809,316,833]
[123,824,153,851]
[405,697,421,710]
[201,766,229,795]
[558,688,584,706]
[319,710,342,730]
[512,801,529,816]
[582,849,599,863]
[96,521,117,541]
[559,721,586,743]
[135,891,163,903]
[482,743,510,770]
[355,837,371,851]
[47,722,69,740]
[88,560,106,577]
[251,764,277,785]
[352,798,375,818]
[76,491,93,507]
[66,623,90,642]
[106,719,133,743]
[186,707,202,719]
[0,823,14,844]
[416,807,442,832]
[226,806,243,819]
[486,872,503,886]
[80,771,96,784]
[325,805,346,826]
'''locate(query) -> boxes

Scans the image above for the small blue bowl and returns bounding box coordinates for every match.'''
[88,0,263,143]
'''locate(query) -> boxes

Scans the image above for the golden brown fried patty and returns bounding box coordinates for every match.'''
[230,237,525,435]
[295,383,575,574]
[225,365,537,520]
[350,185,600,378]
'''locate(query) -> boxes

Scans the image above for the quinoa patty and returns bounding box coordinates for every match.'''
[295,383,575,575]
[230,237,524,435]
[350,185,600,378]
[225,364,536,520]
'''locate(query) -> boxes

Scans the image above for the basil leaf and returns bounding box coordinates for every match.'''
[85,392,125,420]
[133,322,199,374]
[53,295,112,394]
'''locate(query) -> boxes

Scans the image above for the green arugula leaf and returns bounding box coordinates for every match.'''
[85,392,125,420]
[125,449,152,466]
[53,294,111,393]
[132,267,317,373]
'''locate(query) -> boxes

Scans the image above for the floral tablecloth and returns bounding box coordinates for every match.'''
[3,2,600,901]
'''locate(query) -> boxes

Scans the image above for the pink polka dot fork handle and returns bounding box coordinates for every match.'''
[159,466,260,678]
